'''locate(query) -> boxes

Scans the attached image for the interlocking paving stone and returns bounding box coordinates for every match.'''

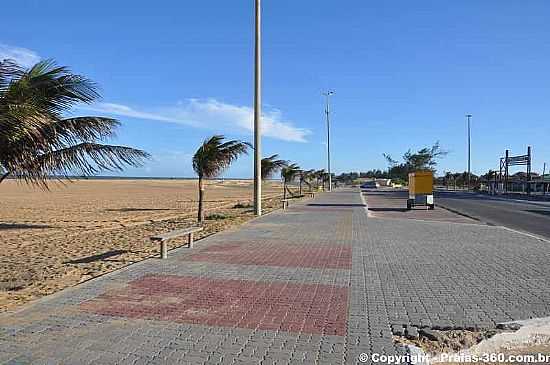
[81,274,349,336]
[182,242,352,269]
[361,215,550,330]
[1,189,549,364]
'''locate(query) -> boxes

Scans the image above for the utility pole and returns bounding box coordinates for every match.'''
[527,146,532,196]
[466,114,472,191]
[543,162,547,196]
[323,91,334,192]
[505,149,509,193]
[253,0,262,216]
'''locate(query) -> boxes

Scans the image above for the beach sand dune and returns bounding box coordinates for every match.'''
[0,179,286,312]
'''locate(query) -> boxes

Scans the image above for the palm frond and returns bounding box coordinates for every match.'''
[1,60,100,140]
[37,117,120,146]
[261,154,288,179]
[281,163,301,183]
[0,59,25,92]
[300,169,316,188]
[0,59,151,188]
[21,60,99,112]
[10,143,150,188]
[193,135,250,179]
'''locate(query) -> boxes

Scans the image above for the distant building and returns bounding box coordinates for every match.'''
[510,172,539,181]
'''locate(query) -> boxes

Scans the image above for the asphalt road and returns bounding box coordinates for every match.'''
[436,190,550,240]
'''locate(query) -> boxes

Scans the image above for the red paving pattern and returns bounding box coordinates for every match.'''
[182,242,352,269]
[81,275,349,336]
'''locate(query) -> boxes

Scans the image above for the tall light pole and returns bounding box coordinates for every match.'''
[543,162,547,196]
[324,91,334,192]
[466,114,472,191]
[253,0,262,216]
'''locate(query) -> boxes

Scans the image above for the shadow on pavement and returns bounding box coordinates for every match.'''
[368,207,409,212]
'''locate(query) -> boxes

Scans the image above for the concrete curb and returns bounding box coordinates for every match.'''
[435,203,484,223]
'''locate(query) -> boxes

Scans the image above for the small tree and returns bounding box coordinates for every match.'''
[445,171,453,189]
[384,142,447,181]
[192,135,249,223]
[281,163,300,200]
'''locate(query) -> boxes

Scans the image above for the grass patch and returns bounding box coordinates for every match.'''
[233,202,253,209]
[206,213,230,221]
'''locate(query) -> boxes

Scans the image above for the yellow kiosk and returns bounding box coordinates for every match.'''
[407,171,435,210]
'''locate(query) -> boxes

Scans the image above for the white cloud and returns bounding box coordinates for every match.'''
[0,44,41,68]
[82,99,311,143]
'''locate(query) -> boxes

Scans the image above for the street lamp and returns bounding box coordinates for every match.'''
[466,114,472,191]
[253,0,262,216]
[323,91,334,192]
[543,162,547,196]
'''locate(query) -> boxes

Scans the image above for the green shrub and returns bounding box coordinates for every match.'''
[206,213,229,220]
[233,202,253,209]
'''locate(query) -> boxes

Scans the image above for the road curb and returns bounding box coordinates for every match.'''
[435,203,483,223]
[359,191,370,216]
[498,226,550,244]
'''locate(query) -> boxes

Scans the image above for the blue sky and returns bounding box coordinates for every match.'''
[2,0,550,178]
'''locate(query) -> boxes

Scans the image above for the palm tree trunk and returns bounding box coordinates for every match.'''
[198,176,205,224]
[0,172,9,184]
[286,185,293,198]
[299,179,303,195]
[283,180,287,200]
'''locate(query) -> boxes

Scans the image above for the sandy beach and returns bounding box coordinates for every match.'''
[0,178,292,312]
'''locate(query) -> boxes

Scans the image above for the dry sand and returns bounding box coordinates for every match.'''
[0,178,295,312]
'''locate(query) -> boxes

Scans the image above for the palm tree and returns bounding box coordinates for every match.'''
[298,170,304,195]
[297,169,313,195]
[281,163,300,200]
[0,59,150,187]
[444,171,452,190]
[192,135,250,223]
[300,169,315,193]
[261,154,287,180]
[314,169,326,190]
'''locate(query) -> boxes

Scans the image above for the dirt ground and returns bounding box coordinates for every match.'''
[0,179,296,312]
[396,329,550,365]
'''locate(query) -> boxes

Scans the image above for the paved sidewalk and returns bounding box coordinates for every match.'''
[1,190,550,364]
